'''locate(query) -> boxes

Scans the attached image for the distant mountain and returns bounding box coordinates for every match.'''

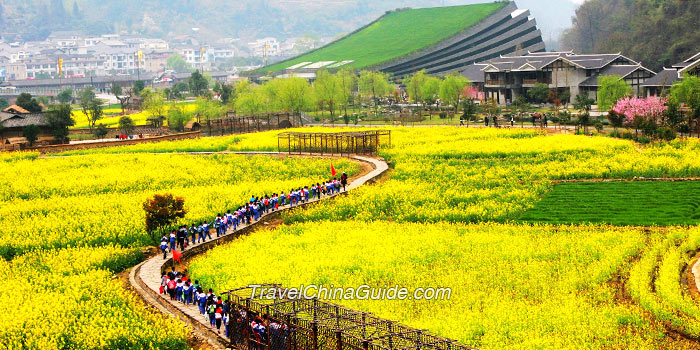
[1,0,578,46]
[560,0,700,71]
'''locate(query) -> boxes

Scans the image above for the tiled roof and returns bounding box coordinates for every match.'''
[461,63,487,82]
[481,52,637,71]
[579,65,647,87]
[0,112,49,127]
[3,105,31,114]
[643,68,681,87]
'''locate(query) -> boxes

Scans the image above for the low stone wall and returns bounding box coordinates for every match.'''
[31,131,202,153]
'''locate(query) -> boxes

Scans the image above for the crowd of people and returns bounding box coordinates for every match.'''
[161,260,291,343]
[156,171,350,340]
[159,173,349,259]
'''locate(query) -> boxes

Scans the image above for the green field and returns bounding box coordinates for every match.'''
[520,181,700,226]
[261,2,505,72]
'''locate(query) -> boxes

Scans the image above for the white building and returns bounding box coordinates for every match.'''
[248,38,280,58]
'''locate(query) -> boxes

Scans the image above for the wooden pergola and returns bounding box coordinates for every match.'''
[277,130,391,156]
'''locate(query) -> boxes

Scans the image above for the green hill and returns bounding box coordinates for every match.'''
[261,2,506,73]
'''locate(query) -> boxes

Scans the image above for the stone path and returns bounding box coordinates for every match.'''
[128,153,388,349]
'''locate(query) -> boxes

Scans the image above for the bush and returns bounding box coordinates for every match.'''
[621,130,635,140]
[657,127,676,141]
[439,112,448,119]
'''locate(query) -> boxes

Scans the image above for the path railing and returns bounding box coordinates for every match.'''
[222,285,477,350]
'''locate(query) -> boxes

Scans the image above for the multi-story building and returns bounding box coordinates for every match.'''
[177,47,209,66]
[248,38,280,58]
[464,51,655,105]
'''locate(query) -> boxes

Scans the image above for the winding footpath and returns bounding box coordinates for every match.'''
[128,153,388,349]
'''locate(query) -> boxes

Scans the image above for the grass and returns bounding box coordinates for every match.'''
[519,181,700,226]
[261,2,505,72]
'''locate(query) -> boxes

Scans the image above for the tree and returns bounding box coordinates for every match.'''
[79,88,104,130]
[143,193,187,243]
[143,92,166,122]
[612,96,667,124]
[132,80,145,95]
[278,77,313,125]
[439,73,469,115]
[46,104,75,143]
[336,68,357,118]
[358,71,391,117]
[460,99,479,126]
[0,97,9,110]
[314,70,341,121]
[421,76,441,120]
[235,87,267,116]
[119,116,135,135]
[527,83,549,104]
[513,95,531,127]
[670,76,700,129]
[597,75,632,111]
[167,104,190,132]
[16,93,42,112]
[22,124,40,146]
[112,83,131,115]
[93,123,109,139]
[577,112,591,134]
[606,110,625,133]
[573,93,595,112]
[166,55,192,72]
[57,88,73,104]
[405,70,427,115]
[189,71,209,97]
[219,84,235,105]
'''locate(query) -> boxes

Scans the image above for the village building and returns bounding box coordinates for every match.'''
[462,51,656,105]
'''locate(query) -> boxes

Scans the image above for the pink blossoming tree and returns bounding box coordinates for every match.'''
[612,96,667,124]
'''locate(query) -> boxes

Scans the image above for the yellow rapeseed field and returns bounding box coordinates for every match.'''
[186,127,700,349]
[0,150,359,348]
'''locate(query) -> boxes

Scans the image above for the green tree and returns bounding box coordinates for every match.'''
[166,55,192,72]
[16,93,42,112]
[460,99,479,126]
[93,123,109,139]
[46,104,75,143]
[358,71,391,117]
[405,70,427,114]
[573,93,595,112]
[314,70,341,121]
[670,75,700,121]
[597,75,631,111]
[0,97,9,110]
[278,77,313,125]
[57,88,73,104]
[22,124,40,146]
[143,193,187,243]
[421,76,441,120]
[527,83,549,104]
[188,71,208,97]
[143,92,166,122]
[577,112,591,134]
[337,68,357,118]
[606,109,625,133]
[132,80,145,95]
[79,87,104,130]
[118,116,135,134]
[235,86,268,116]
[439,73,469,116]
[167,104,190,132]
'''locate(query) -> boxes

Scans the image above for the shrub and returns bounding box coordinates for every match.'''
[657,127,677,141]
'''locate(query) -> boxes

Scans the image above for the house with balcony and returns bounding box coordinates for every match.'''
[464,51,655,105]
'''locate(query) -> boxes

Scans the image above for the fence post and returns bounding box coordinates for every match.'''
[312,322,319,350]
[336,331,342,350]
